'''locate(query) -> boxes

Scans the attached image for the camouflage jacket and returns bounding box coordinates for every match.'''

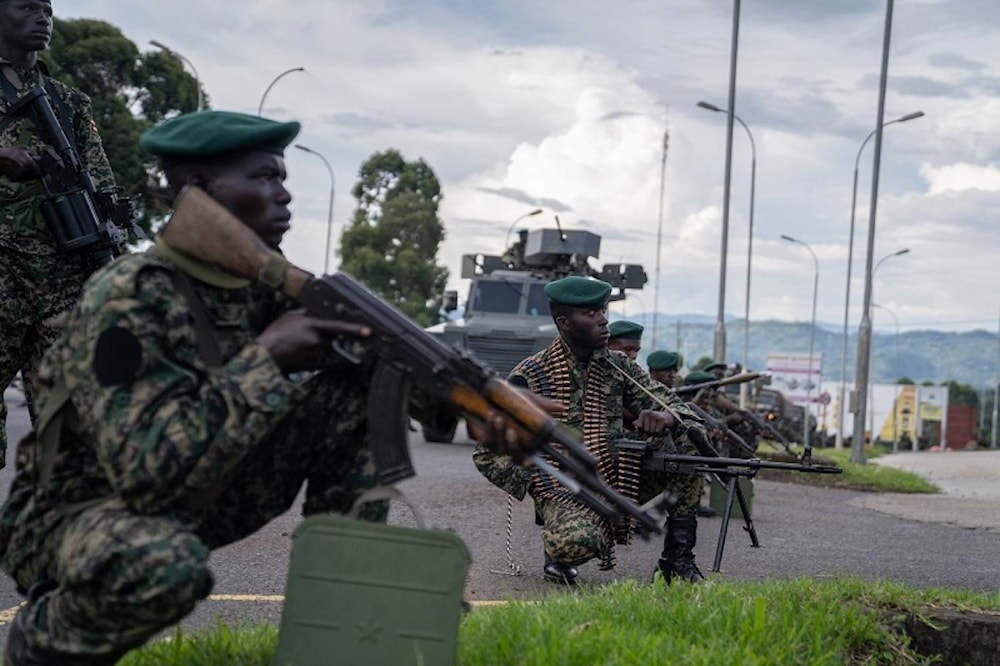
[0,59,115,254]
[473,337,704,499]
[0,244,315,566]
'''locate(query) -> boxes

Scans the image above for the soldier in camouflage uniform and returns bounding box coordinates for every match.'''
[0,0,123,466]
[686,367,758,458]
[647,350,682,389]
[474,276,708,586]
[0,110,534,665]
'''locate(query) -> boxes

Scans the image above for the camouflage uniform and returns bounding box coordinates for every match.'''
[473,338,704,570]
[0,58,118,464]
[692,387,757,458]
[0,245,387,660]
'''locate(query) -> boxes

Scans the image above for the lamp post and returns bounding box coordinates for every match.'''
[864,248,909,451]
[698,100,756,406]
[851,0,899,465]
[709,0,743,365]
[150,40,203,111]
[294,144,335,274]
[781,235,819,456]
[503,209,543,250]
[872,302,900,451]
[835,111,923,450]
[652,127,670,352]
[258,67,306,116]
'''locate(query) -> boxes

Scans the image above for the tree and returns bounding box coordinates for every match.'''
[341,149,448,326]
[41,18,204,234]
[940,380,979,406]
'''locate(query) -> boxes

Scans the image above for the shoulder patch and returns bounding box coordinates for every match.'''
[93,326,143,387]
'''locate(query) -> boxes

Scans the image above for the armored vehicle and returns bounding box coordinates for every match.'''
[423,224,647,442]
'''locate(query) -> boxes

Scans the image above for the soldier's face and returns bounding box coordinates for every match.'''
[650,368,676,385]
[558,305,609,351]
[0,1,53,53]
[204,151,292,249]
[608,338,641,360]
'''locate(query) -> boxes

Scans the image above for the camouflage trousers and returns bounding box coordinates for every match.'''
[0,247,91,466]
[536,468,702,567]
[10,369,384,661]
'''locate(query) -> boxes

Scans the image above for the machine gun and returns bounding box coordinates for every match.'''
[158,185,661,536]
[6,86,142,267]
[609,437,841,572]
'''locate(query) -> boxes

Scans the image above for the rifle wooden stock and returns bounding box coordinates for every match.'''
[157,186,661,534]
[159,185,312,297]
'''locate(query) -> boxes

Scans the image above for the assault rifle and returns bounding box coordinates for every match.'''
[158,185,660,535]
[6,86,142,267]
[609,438,841,572]
[683,401,756,458]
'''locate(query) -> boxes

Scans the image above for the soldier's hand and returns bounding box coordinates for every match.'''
[0,146,42,181]
[468,390,566,460]
[634,409,675,434]
[258,309,370,374]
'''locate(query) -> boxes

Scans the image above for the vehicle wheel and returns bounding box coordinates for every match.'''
[422,417,458,443]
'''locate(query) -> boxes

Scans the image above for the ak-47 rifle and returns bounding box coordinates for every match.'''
[158,185,660,535]
[5,86,142,267]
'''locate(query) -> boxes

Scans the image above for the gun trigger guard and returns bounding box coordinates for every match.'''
[331,339,362,365]
[258,254,288,289]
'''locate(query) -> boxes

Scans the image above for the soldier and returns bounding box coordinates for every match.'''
[473,276,709,586]
[0,0,126,465]
[647,350,682,388]
[0,110,537,665]
[606,319,643,361]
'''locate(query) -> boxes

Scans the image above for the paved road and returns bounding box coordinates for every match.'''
[0,389,997,644]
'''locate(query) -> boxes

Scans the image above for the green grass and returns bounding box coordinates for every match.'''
[119,577,1000,665]
[757,445,940,494]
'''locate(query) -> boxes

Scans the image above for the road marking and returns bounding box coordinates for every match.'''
[0,596,508,627]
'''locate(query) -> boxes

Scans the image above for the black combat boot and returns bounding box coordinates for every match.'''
[654,516,705,584]
[543,551,578,585]
[5,582,125,665]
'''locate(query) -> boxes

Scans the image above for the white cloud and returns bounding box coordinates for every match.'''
[64,0,1000,334]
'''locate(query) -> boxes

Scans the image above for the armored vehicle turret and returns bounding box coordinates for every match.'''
[423,224,647,442]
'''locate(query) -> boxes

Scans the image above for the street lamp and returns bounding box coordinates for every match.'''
[294,144,335,274]
[651,127,670,352]
[834,110,923,450]
[503,209,543,250]
[258,67,306,116]
[698,100,756,407]
[872,302,900,451]
[149,40,203,111]
[781,234,819,458]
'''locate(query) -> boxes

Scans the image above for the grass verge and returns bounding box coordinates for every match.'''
[118,577,1000,665]
[756,445,939,494]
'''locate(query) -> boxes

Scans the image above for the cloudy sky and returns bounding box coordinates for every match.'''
[67,0,1000,336]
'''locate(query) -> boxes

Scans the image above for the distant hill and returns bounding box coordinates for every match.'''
[624,314,999,387]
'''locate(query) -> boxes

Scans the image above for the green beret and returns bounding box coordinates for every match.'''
[704,362,727,373]
[608,320,643,340]
[544,276,612,308]
[140,110,301,161]
[647,351,681,371]
[684,370,717,385]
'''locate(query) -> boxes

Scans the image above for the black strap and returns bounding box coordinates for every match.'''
[169,271,224,369]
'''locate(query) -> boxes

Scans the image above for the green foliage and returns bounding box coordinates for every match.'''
[40,18,204,234]
[341,149,448,326]
[121,579,1000,665]
[777,447,940,493]
[118,624,276,666]
[939,379,979,406]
